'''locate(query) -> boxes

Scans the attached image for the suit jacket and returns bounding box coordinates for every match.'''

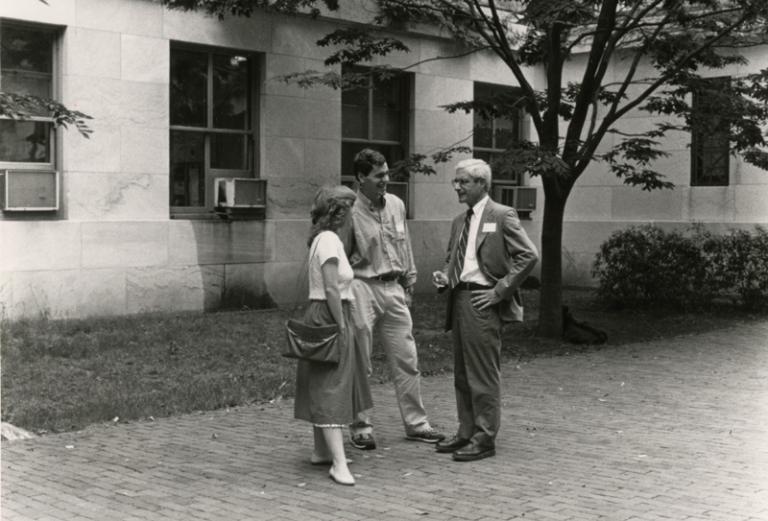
[443,198,539,331]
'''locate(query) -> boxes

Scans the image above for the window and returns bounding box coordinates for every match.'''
[691,77,730,186]
[169,46,256,215]
[0,22,57,169]
[341,65,410,191]
[473,82,524,185]
[473,82,536,218]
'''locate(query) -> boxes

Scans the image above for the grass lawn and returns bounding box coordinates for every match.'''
[2,288,764,435]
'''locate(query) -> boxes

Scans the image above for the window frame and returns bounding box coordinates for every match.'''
[472,81,526,187]
[0,20,59,173]
[472,81,537,219]
[690,76,730,187]
[340,65,411,182]
[169,43,259,218]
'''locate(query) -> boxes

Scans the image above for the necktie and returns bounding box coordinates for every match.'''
[450,208,473,288]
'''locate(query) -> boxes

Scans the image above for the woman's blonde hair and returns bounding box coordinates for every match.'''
[308,185,356,246]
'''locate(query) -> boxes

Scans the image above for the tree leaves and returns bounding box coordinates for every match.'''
[317,28,410,65]
[489,142,571,181]
[388,146,473,179]
[160,0,339,19]
[318,29,410,66]
[0,92,93,138]
[600,134,674,191]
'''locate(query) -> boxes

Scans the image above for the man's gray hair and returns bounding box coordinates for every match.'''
[456,158,492,186]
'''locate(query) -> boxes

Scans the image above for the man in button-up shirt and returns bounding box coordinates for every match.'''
[348,189,417,291]
[344,148,445,450]
[432,158,538,462]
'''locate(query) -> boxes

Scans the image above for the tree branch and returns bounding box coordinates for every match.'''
[398,45,491,72]
[574,7,674,174]
[562,0,618,164]
[541,19,566,192]
[463,0,544,132]
[579,9,754,173]
[614,11,752,125]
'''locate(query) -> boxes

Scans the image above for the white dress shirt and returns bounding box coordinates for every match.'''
[460,195,493,287]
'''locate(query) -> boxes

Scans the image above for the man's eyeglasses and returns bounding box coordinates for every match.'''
[451,178,476,187]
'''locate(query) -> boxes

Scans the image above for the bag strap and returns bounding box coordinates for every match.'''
[288,233,321,318]
[308,234,320,265]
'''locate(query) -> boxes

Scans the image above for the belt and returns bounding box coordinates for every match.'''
[453,281,493,291]
[367,272,401,282]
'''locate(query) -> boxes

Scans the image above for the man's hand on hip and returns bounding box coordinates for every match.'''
[471,289,502,310]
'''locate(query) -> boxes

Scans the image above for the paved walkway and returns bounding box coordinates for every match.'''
[3,322,768,521]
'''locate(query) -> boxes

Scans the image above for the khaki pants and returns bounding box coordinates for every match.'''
[348,278,430,435]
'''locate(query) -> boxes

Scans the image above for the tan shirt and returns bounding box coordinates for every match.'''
[348,191,417,288]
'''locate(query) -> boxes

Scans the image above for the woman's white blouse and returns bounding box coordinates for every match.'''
[308,230,354,300]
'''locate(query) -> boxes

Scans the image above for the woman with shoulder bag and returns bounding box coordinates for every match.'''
[293,185,373,486]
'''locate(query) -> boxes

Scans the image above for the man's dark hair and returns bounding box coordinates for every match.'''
[353,148,386,181]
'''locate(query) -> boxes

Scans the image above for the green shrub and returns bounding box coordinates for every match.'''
[592,225,705,308]
[593,224,768,309]
[696,226,768,309]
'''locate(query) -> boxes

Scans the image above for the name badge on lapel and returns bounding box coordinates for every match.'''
[481,222,497,233]
[395,221,405,234]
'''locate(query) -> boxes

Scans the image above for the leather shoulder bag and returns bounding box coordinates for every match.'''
[281,235,341,365]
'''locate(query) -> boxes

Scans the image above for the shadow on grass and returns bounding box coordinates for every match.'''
[2,288,764,434]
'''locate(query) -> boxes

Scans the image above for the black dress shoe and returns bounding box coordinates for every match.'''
[435,435,470,453]
[452,442,495,461]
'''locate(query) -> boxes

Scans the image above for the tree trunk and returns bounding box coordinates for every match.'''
[536,188,567,338]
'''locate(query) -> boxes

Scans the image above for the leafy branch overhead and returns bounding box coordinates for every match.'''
[389,146,474,179]
[161,0,340,19]
[318,29,410,66]
[0,92,93,138]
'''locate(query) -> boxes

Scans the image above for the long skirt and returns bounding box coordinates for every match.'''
[293,300,373,426]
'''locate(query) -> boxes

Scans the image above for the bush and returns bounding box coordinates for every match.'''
[592,225,705,308]
[593,224,768,309]
[696,226,768,309]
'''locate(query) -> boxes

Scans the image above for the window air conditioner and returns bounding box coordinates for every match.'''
[214,177,267,209]
[494,185,537,212]
[214,177,267,220]
[0,170,59,211]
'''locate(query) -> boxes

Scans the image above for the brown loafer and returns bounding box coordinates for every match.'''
[435,435,470,453]
[452,441,495,462]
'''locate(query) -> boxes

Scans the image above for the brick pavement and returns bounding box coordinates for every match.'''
[3,321,768,521]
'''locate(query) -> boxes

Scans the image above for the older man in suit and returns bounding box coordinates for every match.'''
[432,158,539,462]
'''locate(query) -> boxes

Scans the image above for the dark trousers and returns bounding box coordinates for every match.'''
[451,289,502,447]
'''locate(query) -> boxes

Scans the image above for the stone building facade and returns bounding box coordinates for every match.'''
[1,0,766,320]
